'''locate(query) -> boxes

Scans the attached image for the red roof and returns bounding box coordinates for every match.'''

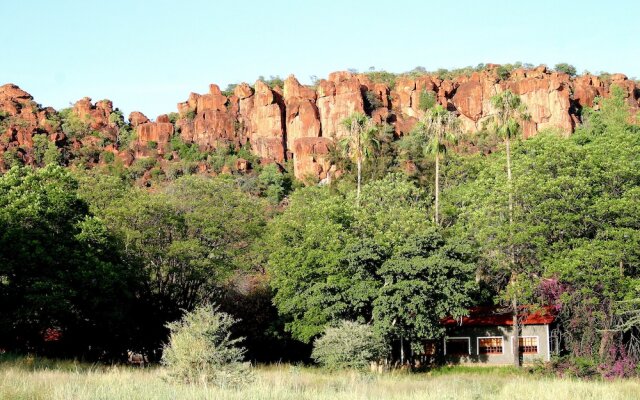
[441,306,556,327]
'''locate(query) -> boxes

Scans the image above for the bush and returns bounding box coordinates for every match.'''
[554,63,577,77]
[161,305,251,387]
[311,321,388,370]
[101,151,115,164]
[364,90,383,113]
[418,90,436,111]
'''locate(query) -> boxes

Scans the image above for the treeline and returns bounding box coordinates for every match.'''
[1,88,639,376]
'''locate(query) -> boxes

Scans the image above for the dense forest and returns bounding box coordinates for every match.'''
[1,84,639,378]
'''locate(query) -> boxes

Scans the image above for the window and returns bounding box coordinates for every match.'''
[423,340,437,356]
[444,337,470,355]
[478,337,504,354]
[518,336,539,354]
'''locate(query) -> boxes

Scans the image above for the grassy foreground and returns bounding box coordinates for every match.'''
[1,357,639,400]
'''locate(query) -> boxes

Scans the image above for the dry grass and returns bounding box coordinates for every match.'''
[1,357,639,400]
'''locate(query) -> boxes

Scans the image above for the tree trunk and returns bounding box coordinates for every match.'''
[356,126,362,207]
[506,136,513,227]
[400,336,405,365]
[506,136,519,367]
[512,289,520,367]
[357,154,362,207]
[435,153,440,226]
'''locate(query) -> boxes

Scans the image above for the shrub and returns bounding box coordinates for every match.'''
[311,321,388,370]
[258,163,286,203]
[496,65,511,80]
[364,90,383,113]
[185,109,197,121]
[101,151,115,164]
[418,90,437,111]
[147,140,158,150]
[554,63,577,77]
[162,305,251,387]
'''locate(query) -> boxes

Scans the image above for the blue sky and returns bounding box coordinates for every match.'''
[3,0,638,119]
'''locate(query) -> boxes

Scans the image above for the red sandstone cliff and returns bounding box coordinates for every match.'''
[2,65,639,178]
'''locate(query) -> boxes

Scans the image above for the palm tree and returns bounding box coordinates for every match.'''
[400,105,460,225]
[424,105,461,226]
[340,113,379,206]
[489,90,528,367]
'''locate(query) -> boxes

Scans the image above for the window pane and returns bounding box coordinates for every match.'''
[519,337,538,354]
[479,337,503,354]
[446,339,469,355]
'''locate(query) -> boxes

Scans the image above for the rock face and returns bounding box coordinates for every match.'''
[2,65,639,178]
[128,111,150,127]
[0,83,57,168]
[316,72,365,140]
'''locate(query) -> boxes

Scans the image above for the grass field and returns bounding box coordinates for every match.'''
[1,356,639,400]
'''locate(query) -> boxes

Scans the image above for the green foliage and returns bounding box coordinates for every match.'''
[554,63,577,77]
[2,148,22,168]
[267,175,476,345]
[258,75,284,89]
[581,86,632,135]
[101,175,267,312]
[101,151,115,164]
[372,230,477,342]
[184,109,196,121]
[31,134,50,166]
[43,141,62,166]
[169,136,208,162]
[311,321,388,370]
[0,165,142,356]
[116,125,136,149]
[109,110,126,128]
[364,90,383,113]
[496,65,511,80]
[418,90,437,111]
[222,83,237,97]
[166,112,180,125]
[58,108,91,139]
[147,140,158,150]
[258,163,287,203]
[363,70,397,88]
[127,157,157,180]
[162,304,251,386]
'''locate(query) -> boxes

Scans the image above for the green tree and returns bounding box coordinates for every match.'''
[0,165,142,357]
[489,90,528,366]
[340,113,379,206]
[102,175,267,315]
[267,175,476,355]
[31,134,49,166]
[402,105,460,225]
[43,140,62,166]
[554,63,577,77]
[258,163,287,203]
[372,230,476,362]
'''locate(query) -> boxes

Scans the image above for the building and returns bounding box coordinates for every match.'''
[436,306,556,365]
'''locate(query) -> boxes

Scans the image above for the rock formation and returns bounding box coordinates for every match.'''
[2,65,639,179]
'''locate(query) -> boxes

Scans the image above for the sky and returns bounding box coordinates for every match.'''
[3,0,639,119]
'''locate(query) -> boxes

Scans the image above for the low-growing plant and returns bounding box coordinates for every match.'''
[418,90,437,111]
[161,304,252,387]
[311,321,389,370]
